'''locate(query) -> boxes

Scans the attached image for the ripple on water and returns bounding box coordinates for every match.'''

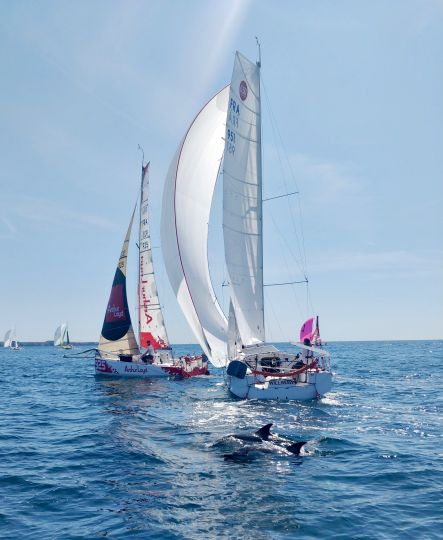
[0,341,442,539]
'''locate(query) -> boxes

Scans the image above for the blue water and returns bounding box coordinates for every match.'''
[1,341,442,539]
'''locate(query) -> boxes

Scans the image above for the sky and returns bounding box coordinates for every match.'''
[0,0,442,343]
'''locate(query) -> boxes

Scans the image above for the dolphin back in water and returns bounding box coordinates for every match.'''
[224,440,307,461]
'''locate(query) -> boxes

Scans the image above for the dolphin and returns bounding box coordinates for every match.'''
[224,441,307,462]
[230,423,273,443]
[211,423,273,448]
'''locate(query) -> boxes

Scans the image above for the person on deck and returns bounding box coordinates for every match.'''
[302,338,314,365]
[141,341,155,364]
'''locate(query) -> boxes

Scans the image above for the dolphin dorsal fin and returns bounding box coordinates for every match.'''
[255,423,273,441]
[286,441,307,455]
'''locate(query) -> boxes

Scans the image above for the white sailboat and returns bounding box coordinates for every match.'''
[4,328,21,350]
[223,51,332,400]
[162,50,332,400]
[95,161,209,378]
[54,323,72,349]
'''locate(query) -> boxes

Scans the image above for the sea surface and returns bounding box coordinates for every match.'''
[0,341,442,539]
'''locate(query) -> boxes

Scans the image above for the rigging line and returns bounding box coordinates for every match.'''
[262,104,307,277]
[264,288,284,343]
[263,191,298,202]
[267,211,308,282]
[261,76,308,276]
[264,279,308,287]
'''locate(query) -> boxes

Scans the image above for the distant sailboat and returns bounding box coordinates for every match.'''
[95,161,209,378]
[54,323,72,349]
[4,328,21,350]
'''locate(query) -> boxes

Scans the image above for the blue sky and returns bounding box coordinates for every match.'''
[1,0,442,342]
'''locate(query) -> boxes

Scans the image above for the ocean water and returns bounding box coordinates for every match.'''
[0,341,442,539]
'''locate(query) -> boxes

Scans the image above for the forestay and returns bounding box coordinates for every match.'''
[161,87,229,367]
[223,51,265,347]
[99,209,139,356]
[138,162,170,350]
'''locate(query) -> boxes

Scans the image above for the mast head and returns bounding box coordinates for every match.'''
[255,36,261,68]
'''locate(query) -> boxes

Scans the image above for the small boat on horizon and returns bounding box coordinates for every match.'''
[3,328,22,350]
[95,160,209,379]
[54,323,73,349]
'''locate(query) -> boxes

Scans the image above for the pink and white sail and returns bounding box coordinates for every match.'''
[138,162,170,350]
[299,316,322,346]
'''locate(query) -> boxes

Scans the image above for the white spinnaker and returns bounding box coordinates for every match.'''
[4,329,12,348]
[161,86,229,367]
[54,323,66,346]
[139,162,169,349]
[223,51,265,347]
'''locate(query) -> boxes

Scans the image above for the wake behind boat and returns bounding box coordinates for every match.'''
[95,160,209,379]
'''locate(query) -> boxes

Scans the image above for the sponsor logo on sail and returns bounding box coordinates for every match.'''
[239,80,248,101]
[105,284,126,322]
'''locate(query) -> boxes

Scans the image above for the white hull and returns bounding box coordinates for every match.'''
[95,356,170,378]
[227,370,332,401]
[95,354,209,379]
[226,343,332,401]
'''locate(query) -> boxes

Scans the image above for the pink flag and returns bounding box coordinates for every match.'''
[300,317,315,342]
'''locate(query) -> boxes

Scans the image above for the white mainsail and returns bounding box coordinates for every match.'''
[161,86,229,367]
[138,162,170,350]
[223,51,265,347]
[3,329,13,348]
[98,209,139,356]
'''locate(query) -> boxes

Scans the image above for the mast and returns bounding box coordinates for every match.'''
[256,41,265,341]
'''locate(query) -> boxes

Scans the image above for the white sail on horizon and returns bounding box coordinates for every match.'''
[3,329,13,348]
[54,323,67,346]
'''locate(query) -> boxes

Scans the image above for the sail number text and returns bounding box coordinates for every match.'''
[227,97,240,156]
[227,129,236,155]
